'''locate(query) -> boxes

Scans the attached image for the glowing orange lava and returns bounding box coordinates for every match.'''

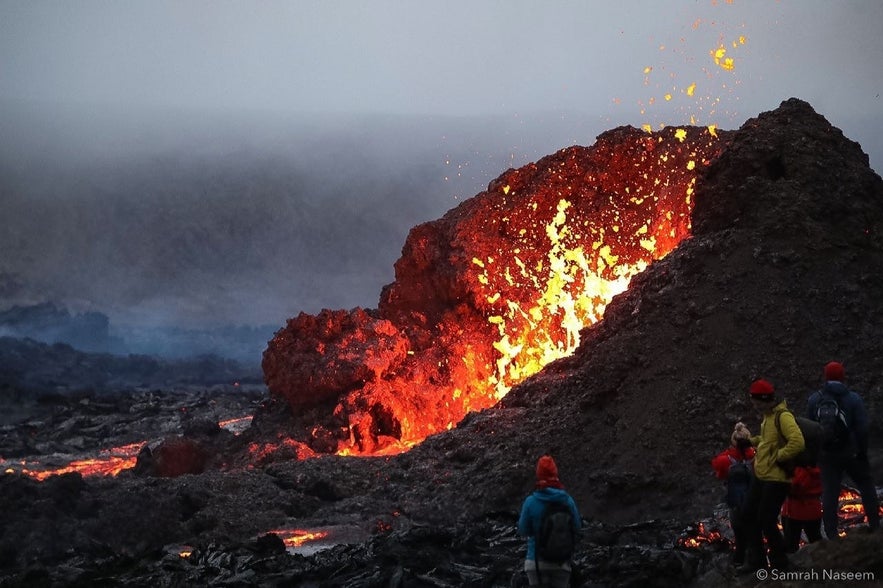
[4,442,143,481]
[7,413,253,481]
[268,528,331,549]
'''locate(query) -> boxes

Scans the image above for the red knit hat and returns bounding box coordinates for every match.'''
[825,361,844,381]
[536,455,563,489]
[749,378,775,400]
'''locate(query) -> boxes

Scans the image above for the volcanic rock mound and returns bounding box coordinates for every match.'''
[262,124,731,456]
[402,97,883,525]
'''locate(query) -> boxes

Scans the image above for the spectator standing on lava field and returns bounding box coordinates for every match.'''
[517,455,581,588]
[806,361,880,538]
[781,465,823,551]
[738,378,805,574]
[711,421,756,567]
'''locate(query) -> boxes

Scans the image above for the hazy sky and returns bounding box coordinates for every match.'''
[2,0,881,135]
[2,0,883,336]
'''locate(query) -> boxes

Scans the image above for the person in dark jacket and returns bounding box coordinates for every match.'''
[517,455,581,588]
[806,361,880,538]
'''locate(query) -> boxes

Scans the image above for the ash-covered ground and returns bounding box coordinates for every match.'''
[2,99,883,587]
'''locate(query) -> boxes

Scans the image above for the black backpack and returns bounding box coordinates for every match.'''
[725,457,752,511]
[815,393,850,449]
[536,500,576,563]
[774,409,823,471]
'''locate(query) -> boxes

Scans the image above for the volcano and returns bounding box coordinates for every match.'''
[261,122,731,456]
[2,98,883,586]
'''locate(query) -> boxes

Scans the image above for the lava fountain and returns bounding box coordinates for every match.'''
[261,125,731,457]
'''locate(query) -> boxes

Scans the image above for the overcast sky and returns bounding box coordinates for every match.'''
[1,0,881,136]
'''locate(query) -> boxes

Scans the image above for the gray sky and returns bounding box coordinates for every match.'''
[2,0,881,135]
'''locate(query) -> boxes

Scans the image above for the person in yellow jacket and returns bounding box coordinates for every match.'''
[736,378,805,574]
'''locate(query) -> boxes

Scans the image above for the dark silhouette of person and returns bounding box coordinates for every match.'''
[517,455,581,587]
[806,361,880,538]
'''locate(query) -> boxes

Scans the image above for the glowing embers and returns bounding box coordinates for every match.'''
[837,488,883,538]
[679,521,726,549]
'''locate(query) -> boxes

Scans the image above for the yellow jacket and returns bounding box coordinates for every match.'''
[749,400,805,482]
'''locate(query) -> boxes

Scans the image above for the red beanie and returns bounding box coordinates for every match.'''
[749,379,775,399]
[825,361,844,382]
[536,455,563,489]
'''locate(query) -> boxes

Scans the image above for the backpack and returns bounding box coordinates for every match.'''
[536,500,576,563]
[725,457,752,511]
[774,410,823,471]
[815,393,850,449]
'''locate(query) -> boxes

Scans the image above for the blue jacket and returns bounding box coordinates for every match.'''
[517,487,581,561]
[806,381,869,456]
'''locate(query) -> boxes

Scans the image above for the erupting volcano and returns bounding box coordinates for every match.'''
[3,98,883,587]
[262,124,732,456]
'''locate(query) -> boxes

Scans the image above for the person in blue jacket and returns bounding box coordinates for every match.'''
[517,455,581,587]
[806,361,880,538]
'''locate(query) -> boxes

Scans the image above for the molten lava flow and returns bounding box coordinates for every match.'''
[7,413,253,481]
[267,528,331,550]
[5,442,143,481]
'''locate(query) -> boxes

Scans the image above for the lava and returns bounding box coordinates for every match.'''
[268,528,331,550]
[3,442,142,481]
[263,125,730,456]
[5,415,252,481]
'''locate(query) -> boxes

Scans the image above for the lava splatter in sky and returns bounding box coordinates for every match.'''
[631,1,750,129]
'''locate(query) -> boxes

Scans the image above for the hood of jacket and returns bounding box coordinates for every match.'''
[532,487,570,503]
[823,381,849,398]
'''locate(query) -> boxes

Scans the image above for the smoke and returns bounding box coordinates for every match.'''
[0,103,609,355]
[3,100,880,364]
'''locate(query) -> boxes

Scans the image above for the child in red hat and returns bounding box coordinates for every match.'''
[711,421,756,567]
